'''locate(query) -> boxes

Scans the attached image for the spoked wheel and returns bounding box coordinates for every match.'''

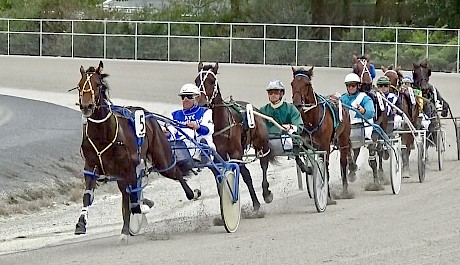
[417,140,426,183]
[312,154,328,213]
[129,213,145,236]
[390,138,402,195]
[219,169,241,233]
[437,129,445,171]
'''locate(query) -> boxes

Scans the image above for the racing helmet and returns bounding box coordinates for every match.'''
[266,80,285,91]
[376,76,391,85]
[344,73,361,84]
[402,76,414,84]
[178,83,200,96]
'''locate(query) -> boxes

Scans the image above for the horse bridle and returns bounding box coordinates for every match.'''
[197,69,219,106]
[79,72,112,123]
[355,59,372,87]
[292,73,318,113]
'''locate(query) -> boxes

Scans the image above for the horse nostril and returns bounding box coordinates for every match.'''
[88,104,94,110]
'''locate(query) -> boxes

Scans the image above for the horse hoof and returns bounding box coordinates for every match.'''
[364,182,384,191]
[193,189,201,199]
[142,198,154,208]
[74,215,87,235]
[74,223,86,235]
[213,217,224,226]
[349,163,358,172]
[263,191,273,204]
[118,234,129,245]
[348,171,357,183]
[327,197,337,205]
[253,202,261,212]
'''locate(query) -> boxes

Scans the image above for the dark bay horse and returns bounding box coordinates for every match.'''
[352,55,388,190]
[382,65,419,176]
[76,61,200,240]
[412,62,452,148]
[291,66,353,197]
[195,62,275,211]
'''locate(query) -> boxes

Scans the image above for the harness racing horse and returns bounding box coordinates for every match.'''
[76,61,200,240]
[291,66,353,198]
[382,65,419,177]
[352,55,388,190]
[195,62,275,211]
[412,62,451,126]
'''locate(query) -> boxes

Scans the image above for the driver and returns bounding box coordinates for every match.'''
[167,83,215,162]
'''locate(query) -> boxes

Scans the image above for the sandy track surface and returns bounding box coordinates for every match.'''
[0,57,459,264]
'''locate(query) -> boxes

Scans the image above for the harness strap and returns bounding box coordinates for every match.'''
[85,115,119,175]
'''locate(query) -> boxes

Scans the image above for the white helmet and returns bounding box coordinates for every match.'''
[344,73,361,84]
[266,80,285,91]
[178,83,200,96]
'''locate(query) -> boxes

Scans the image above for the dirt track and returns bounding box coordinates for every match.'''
[0,56,459,264]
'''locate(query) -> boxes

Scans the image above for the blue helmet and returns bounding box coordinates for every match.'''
[402,76,413,84]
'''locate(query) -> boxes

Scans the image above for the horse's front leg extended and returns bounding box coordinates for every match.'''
[260,156,272,204]
[75,176,96,235]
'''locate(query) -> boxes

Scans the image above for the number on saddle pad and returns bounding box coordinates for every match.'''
[246,104,256,129]
[135,110,146,138]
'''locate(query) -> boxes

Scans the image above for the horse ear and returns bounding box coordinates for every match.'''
[198,61,203,72]
[381,65,387,73]
[308,66,314,77]
[291,66,296,73]
[96,61,103,74]
[213,62,219,74]
[80,66,85,76]
[365,53,371,61]
[352,54,358,63]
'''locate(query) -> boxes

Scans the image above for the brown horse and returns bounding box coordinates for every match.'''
[352,55,388,190]
[195,62,275,211]
[382,65,419,176]
[291,66,353,197]
[76,61,200,240]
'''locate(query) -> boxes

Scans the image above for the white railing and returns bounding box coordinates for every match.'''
[1,18,459,72]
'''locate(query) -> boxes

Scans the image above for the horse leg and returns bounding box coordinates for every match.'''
[348,147,360,181]
[260,156,273,204]
[240,164,261,211]
[402,148,410,178]
[365,143,383,191]
[178,174,201,200]
[340,148,351,198]
[118,189,131,243]
[75,176,96,235]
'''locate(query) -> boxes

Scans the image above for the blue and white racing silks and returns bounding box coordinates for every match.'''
[168,104,215,158]
[341,91,375,139]
[383,92,399,120]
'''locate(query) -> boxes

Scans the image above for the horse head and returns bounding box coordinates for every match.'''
[412,61,431,93]
[291,66,315,111]
[78,60,109,118]
[381,65,403,92]
[352,54,373,92]
[195,62,220,106]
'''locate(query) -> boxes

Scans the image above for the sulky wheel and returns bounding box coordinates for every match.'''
[219,169,241,233]
[437,130,445,171]
[417,140,426,183]
[312,154,328,213]
[390,137,402,195]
